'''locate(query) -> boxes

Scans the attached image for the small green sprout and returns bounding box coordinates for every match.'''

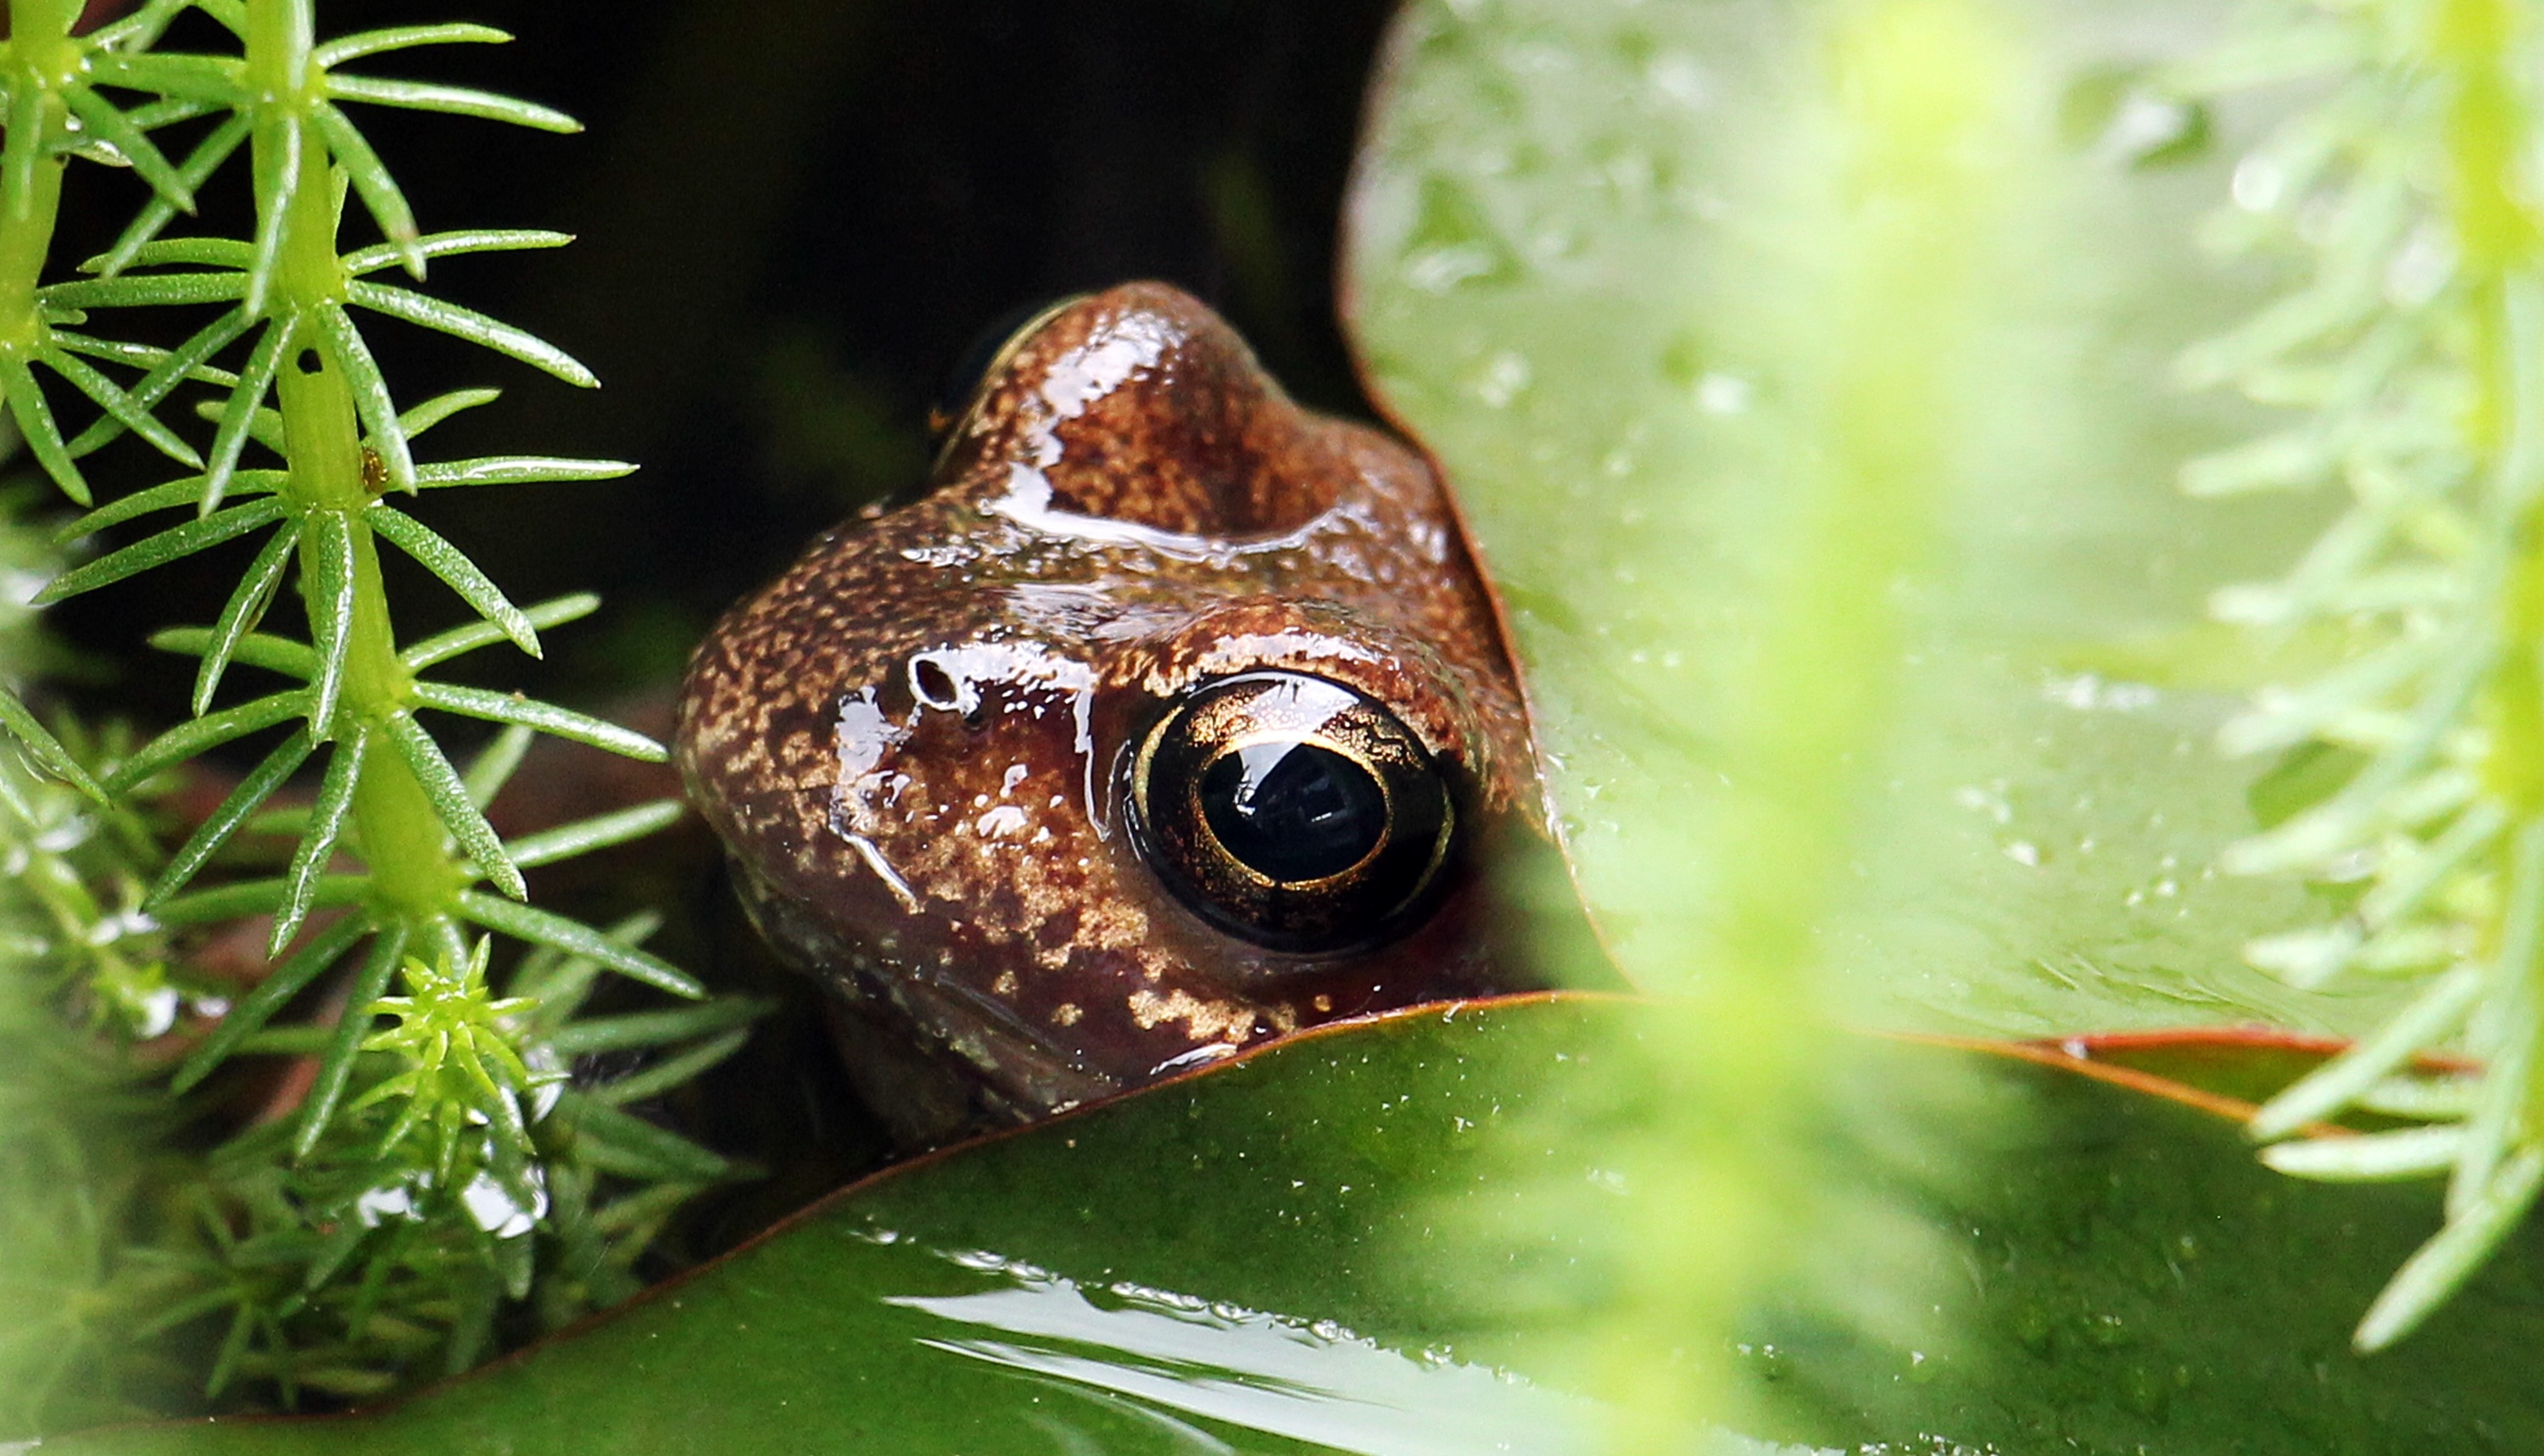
[351,939,552,1183]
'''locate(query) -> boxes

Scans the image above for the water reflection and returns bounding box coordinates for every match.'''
[884,1246,1589,1456]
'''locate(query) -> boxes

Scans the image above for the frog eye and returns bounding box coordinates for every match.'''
[1129,672,1455,954]
[927,294,1086,438]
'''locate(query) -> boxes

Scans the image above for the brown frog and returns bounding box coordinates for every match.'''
[676,282,1555,1146]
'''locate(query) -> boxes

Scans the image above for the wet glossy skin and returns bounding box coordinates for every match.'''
[677,282,1549,1144]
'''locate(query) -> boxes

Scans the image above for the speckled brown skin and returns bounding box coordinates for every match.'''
[677,282,1548,1144]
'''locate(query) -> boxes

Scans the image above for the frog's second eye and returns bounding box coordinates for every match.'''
[1130,672,1454,954]
[927,294,1086,438]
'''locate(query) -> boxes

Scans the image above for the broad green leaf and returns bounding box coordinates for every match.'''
[47,1001,2544,1454]
[1344,0,2372,1039]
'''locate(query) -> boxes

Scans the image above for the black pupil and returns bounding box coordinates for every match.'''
[1199,740,1387,883]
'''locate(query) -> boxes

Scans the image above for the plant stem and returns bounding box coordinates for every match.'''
[0,0,80,353]
[251,0,459,940]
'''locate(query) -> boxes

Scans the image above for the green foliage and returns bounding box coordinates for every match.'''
[0,0,760,1425]
[2178,0,2544,1348]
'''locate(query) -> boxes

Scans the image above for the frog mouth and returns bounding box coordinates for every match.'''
[722,858,1117,1137]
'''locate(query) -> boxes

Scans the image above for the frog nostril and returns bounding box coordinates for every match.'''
[912,659,959,708]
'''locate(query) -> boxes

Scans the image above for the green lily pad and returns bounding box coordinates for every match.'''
[1343,0,2386,1038]
[47,998,2544,1454]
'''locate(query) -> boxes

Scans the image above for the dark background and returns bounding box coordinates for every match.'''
[42,0,1400,1250]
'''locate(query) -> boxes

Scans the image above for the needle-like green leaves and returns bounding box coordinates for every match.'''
[104,687,307,795]
[2184,1,2544,1349]
[60,86,197,213]
[342,230,571,279]
[86,51,252,109]
[243,108,300,315]
[399,386,501,437]
[506,801,686,870]
[461,722,536,807]
[551,1094,730,1182]
[404,592,599,671]
[271,730,368,955]
[366,506,535,654]
[150,726,315,907]
[413,455,637,488]
[191,522,301,713]
[2,355,92,505]
[43,348,203,468]
[92,114,250,279]
[205,318,293,513]
[455,892,706,1000]
[313,304,415,488]
[169,912,372,1095]
[301,508,359,735]
[40,270,251,310]
[148,873,368,927]
[64,307,253,458]
[314,23,512,70]
[53,470,283,541]
[34,496,284,605]
[539,996,766,1058]
[0,688,107,801]
[383,711,524,901]
[310,103,423,277]
[326,74,580,134]
[4,5,722,1400]
[148,625,317,681]
[295,921,411,1161]
[410,683,664,762]
[345,282,600,388]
